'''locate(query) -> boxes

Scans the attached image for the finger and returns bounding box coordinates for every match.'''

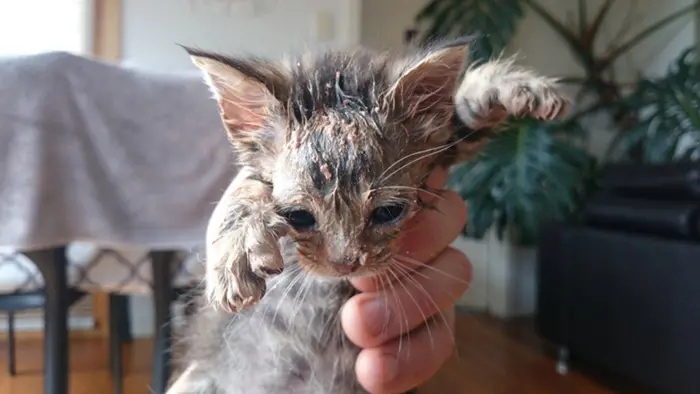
[426,166,450,189]
[355,307,456,394]
[419,166,450,204]
[342,247,471,349]
[351,189,467,292]
[399,188,467,264]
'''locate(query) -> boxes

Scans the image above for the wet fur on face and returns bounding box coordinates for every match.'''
[167,38,569,394]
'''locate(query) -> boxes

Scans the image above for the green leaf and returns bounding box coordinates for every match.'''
[423,0,468,41]
[416,0,442,19]
[415,0,525,62]
[448,118,596,246]
[608,47,700,163]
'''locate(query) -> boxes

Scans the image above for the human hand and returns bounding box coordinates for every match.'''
[341,167,472,394]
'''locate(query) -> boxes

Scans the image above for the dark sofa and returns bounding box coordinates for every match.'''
[536,162,700,394]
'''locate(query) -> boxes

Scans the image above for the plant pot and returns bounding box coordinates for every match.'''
[452,229,539,318]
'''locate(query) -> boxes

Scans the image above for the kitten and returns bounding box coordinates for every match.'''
[168,37,568,394]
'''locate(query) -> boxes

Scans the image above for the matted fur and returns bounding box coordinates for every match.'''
[168,38,569,394]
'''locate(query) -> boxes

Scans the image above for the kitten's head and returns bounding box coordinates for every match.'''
[187,40,472,278]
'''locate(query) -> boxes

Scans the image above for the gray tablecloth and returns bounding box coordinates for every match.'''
[0,51,236,251]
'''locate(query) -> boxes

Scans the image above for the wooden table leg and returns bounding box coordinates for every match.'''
[150,251,177,394]
[26,247,70,394]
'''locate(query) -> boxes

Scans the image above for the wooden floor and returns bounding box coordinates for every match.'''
[0,314,617,394]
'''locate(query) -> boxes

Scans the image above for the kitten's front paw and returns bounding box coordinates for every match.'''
[456,62,570,130]
[505,83,569,122]
[207,233,284,313]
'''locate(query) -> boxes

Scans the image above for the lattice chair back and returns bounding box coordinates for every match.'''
[65,242,205,294]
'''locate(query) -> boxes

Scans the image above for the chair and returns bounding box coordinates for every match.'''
[0,244,204,394]
[64,242,205,394]
[0,247,86,384]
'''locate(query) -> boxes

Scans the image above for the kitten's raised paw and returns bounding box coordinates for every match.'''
[455,60,570,130]
[506,84,569,122]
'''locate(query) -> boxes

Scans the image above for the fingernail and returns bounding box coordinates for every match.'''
[362,297,391,338]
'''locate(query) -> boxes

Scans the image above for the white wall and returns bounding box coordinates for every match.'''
[121,0,360,71]
[360,0,427,49]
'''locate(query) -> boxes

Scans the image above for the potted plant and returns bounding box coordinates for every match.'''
[414,0,700,316]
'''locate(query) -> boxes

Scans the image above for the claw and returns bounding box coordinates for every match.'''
[455,58,570,130]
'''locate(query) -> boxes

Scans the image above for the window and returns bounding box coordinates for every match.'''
[0,0,93,57]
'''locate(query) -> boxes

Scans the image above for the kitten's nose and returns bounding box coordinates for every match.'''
[331,257,360,275]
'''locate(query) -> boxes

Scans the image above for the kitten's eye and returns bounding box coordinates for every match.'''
[284,209,317,231]
[370,203,407,226]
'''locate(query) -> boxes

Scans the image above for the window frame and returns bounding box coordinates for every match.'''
[80,0,96,55]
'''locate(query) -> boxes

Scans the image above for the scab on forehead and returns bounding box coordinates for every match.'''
[309,159,337,196]
[319,163,332,184]
[290,116,378,197]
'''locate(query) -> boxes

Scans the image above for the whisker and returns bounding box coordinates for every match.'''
[393,261,431,282]
[256,265,302,332]
[381,269,407,355]
[266,265,302,295]
[391,269,411,357]
[387,266,432,357]
[391,262,458,356]
[374,273,389,338]
[271,268,305,327]
[377,142,454,182]
[380,131,478,183]
[395,255,472,286]
[291,269,313,321]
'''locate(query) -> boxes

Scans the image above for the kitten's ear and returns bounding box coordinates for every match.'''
[387,39,469,129]
[184,47,288,135]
